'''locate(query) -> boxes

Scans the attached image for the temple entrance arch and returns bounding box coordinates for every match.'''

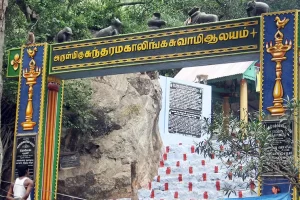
[6,10,299,200]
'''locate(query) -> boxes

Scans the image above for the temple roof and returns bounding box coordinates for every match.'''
[174,61,257,84]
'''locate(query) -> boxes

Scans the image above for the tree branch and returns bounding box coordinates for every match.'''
[215,0,228,20]
[15,0,38,23]
[15,0,29,21]
[215,0,226,7]
[117,1,145,6]
[264,163,299,189]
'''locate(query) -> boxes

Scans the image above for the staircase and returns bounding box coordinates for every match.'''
[138,143,259,200]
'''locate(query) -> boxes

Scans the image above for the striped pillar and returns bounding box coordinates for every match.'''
[222,95,230,133]
[240,79,248,123]
[38,76,64,200]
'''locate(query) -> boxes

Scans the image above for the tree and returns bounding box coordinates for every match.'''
[0,0,8,186]
[196,99,300,197]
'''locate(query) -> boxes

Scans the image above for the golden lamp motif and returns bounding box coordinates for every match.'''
[21,47,41,130]
[27,47,37,58]
[265,16,292,116]
[10,54,21,71]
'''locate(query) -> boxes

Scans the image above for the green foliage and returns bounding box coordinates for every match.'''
[196,98,300,195]
[4,0,300,139]
[62,79,97,133]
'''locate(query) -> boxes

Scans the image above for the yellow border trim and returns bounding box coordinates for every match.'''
[262,10,299,16]
[293,10,299,200]
[33,43,48,200]
[259,11,265,119]
[257,13,264,195]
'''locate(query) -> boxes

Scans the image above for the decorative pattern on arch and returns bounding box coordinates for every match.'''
[52,45,258,72]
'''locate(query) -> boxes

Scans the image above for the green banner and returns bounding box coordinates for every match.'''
[49,17,260,79]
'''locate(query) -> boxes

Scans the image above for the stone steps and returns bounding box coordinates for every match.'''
[137,143,259,199]
[138,188,257,199]
[149,180,253,190]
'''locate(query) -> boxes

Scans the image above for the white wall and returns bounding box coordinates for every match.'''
[159,76,212,145]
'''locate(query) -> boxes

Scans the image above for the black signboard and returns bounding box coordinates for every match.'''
[262,120,293,176]
[15,135,36,180]
[49,17,260,79]
[60,152,80,169]
[168,82,203,137]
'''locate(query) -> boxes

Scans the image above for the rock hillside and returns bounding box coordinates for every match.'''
[58,74,163,199]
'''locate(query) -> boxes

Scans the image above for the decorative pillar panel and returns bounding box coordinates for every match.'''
[240,79,248,122]
[260,11,298,198]
[11,43,64,200]
[11,43,48,197]
[40,76,64,200]
[260,11,298,116]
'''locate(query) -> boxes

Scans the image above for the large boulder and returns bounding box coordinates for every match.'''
[58,74,163,199]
